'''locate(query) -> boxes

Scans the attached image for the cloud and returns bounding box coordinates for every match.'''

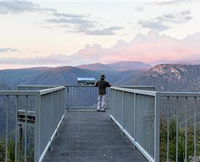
[138,20,169,31]
[152,0,199,5]
[79,26,123,36]
[53,12,84,19]
[47,17,95,29]
[72,31,200,64]
[0,0,123,36]
[157,10,192,24]
[46,12,123,35]
[0,0,38,14]
[0,54,91,66]
[2,31,200,66]
[138,10,192,31]
[0,48,18,53]
[0,0,56,14]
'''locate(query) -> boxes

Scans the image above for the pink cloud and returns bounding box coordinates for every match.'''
[1,31,200,69]
[75,31,200,64]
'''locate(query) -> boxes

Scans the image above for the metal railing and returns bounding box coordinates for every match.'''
[65,85,155,109]
[65,85,102,109]
[110,87,200,162]
[110,87,160,162]
[119,85,156,91]
[35,86,65,162]
[159,92,200,162]
[0,86,66,162]
[17,85,56,90]
[4,84,199,162]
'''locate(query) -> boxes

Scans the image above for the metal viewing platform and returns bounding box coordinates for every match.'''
[1,85,200,162]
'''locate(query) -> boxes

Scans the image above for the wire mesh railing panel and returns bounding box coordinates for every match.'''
[35,87,65,162]
[135,94,155,158]
[110,87,158,162]
[123,92,135,137]
[66,86,110,109]
[115,90,123,125]
[110,88,117,117]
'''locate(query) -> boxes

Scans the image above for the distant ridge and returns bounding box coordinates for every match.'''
[78,63,110,71]
[0,67,50,87]
[120,64,200,92]
[77,61,151,72]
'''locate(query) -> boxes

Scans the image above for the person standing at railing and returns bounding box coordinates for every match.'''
[95,74,112,112]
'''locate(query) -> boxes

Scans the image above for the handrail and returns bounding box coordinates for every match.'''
[0,85,66,162]
[160,92,200,97]
[0,90,40,96]
[110,87,160,162]
[65,85,95,87]
[0,86,65,96]
[111,86,157,96]
[118,85,155,88]
[110,87,200,162]
[39,86,65,95]
[17,85,57,88]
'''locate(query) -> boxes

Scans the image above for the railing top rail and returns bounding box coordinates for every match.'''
[111,86,157,96]
[39,86,65,95]
[0,86,65,96]
[0,90,40,96]
[65,85,96,87]
[117,85,156,88]
[17,85,57,88]
[65,85,155,88]
[159,92,200,97]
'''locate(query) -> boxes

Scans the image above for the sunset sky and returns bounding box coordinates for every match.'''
[0,0,200,69]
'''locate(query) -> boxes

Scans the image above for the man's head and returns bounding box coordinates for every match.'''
[100,74,105,80]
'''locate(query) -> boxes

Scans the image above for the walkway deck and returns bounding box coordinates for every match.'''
[43,111,147,162]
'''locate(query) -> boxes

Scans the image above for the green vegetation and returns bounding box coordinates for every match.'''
[0,138,15,162]
[0,137,34,162]
[160,118,199,162]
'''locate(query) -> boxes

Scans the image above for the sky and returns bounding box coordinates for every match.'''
[0,0,200,69]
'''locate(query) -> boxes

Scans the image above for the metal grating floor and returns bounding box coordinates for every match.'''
[43,111,147,162]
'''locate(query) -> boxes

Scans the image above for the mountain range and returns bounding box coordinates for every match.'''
[77,61,151,72]
[121,64,200,92]
[0,61,148,88]
[0,61,200,92]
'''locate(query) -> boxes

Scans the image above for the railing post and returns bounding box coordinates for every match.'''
[122,91,125,128]
[63,88,66,113]
[24,95,28,162]
[66,86,69,109]
[176,97,179,162]
[154,92,160,162]
[184,97,188,162]
[5,95,9,162]
[50,93,53,138]
[133,93,136,140]
[34,94,41,162]
[194,97,197,161]
[15,95,19,162]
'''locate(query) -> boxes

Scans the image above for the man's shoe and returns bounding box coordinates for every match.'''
[100,109,105,112]
[97,109,100,112]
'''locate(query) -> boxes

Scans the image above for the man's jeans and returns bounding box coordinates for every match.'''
[97,95,106,110]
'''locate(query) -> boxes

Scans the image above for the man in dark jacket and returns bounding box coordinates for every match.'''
[95,74,111,112]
